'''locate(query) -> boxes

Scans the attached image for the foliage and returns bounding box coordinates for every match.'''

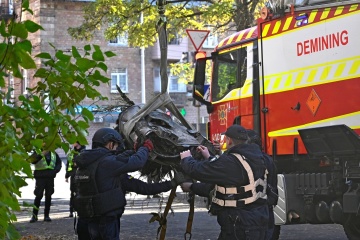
[169,60,212,85]
[0,1,115,239]
[67,0,266,95]
[169,62,194,84]
[217,62,237,98]
[68,0,265,48]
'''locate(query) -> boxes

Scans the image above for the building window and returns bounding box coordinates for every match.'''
[8,0,13,15]
[9,74,14,98]
[168,29,181,45]
[153,67,186,93]
[21,69,28,95]
[202,33,218,49]
[169,75,186,92]
[111,68,128,93]
[109,33,128,46]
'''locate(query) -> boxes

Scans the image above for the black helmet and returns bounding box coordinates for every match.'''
[246,129,262,149]
[92,128,123,147]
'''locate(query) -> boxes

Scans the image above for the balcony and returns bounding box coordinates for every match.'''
[152,37,189,61]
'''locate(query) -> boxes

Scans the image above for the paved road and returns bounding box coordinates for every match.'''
[15,159,348,239]
[14,197,348,240]
[120,197,348,240]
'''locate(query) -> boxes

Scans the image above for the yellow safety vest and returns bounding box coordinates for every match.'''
[67,152,74,172]
[35,152,56,170]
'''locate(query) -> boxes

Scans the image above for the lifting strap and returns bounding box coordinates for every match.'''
[184,192,195,240]
[158,187,177,240]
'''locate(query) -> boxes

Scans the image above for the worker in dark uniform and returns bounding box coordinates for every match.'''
[74,128,185,240]
[180,125,269,240]
[247,129,278,240]
[29,150,62,223]
[65,141,86,217]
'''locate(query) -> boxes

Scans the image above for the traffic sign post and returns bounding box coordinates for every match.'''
[186,29,210,52]
[186,29,210,132]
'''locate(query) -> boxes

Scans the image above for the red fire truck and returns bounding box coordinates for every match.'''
[192,0,360,238]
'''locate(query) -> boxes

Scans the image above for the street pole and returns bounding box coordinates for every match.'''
[140,7,146,103]
[197,105,200,132]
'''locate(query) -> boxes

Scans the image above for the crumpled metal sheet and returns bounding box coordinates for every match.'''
[117,93,214,176]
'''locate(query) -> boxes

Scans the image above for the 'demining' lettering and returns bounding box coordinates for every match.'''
[297,30,348,56]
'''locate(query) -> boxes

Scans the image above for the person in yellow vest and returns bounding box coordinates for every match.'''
[29,150,62,223]
[65,141,85,217]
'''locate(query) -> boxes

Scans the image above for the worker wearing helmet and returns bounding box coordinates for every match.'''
[74,127,185,240]
[180,125,269,240]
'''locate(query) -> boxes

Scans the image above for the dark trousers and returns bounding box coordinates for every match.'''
[217,206,269,240]
[33,178,55,217]
[84,216,120,240]
[265,206,275,240]
[69,175,76,213]
[77,217,91,240]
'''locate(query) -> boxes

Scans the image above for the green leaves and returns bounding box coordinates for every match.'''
[72,46,81,58]
[35,52,52,59]
[11,22,28,39]
[33,68,49,78]
[24,20,44,33]
[17,40,32,53]
[14,45,36,69]
[76,58,97,71]
[0,8,116,239]
[81,108,94,121]
[55,51,71,62]
[92,45,104,61]
[67,0,263,48]
[169,62,195,85]
[104,51,116,58]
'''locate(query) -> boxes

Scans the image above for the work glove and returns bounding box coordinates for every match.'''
[142,139,154,152]
[171,172,187,187]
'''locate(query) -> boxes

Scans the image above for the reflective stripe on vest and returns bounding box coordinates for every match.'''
[35,152,56,170]
[212,153,268,206]
[67,152,74,171]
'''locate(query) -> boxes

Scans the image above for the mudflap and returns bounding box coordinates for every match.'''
[274,174,286,225]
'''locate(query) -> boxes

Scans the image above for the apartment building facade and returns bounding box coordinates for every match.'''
[2,0,215,145]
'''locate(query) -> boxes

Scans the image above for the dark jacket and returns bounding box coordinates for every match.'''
[32,151,62,178]
[120,174,173,198]
[190,152,278,206]
[181,143,265,187]
[181,143,268,209]
[181,143,269,230]
[65,145,86,179]
[74,146,151,217]
[190,182,214,198]
[263,153,278,206]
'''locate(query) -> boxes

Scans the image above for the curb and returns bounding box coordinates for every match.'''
[16,192,209,223]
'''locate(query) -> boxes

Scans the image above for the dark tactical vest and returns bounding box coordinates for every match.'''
[74,155,123,218]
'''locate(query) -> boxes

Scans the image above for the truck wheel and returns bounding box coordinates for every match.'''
[343,213,360,240]
[271,225,281,240]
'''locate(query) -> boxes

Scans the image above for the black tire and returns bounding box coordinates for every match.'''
[343,213,360,240]
[271,225,281,240]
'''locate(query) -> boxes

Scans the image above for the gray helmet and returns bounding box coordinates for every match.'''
[92,128,123,147]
